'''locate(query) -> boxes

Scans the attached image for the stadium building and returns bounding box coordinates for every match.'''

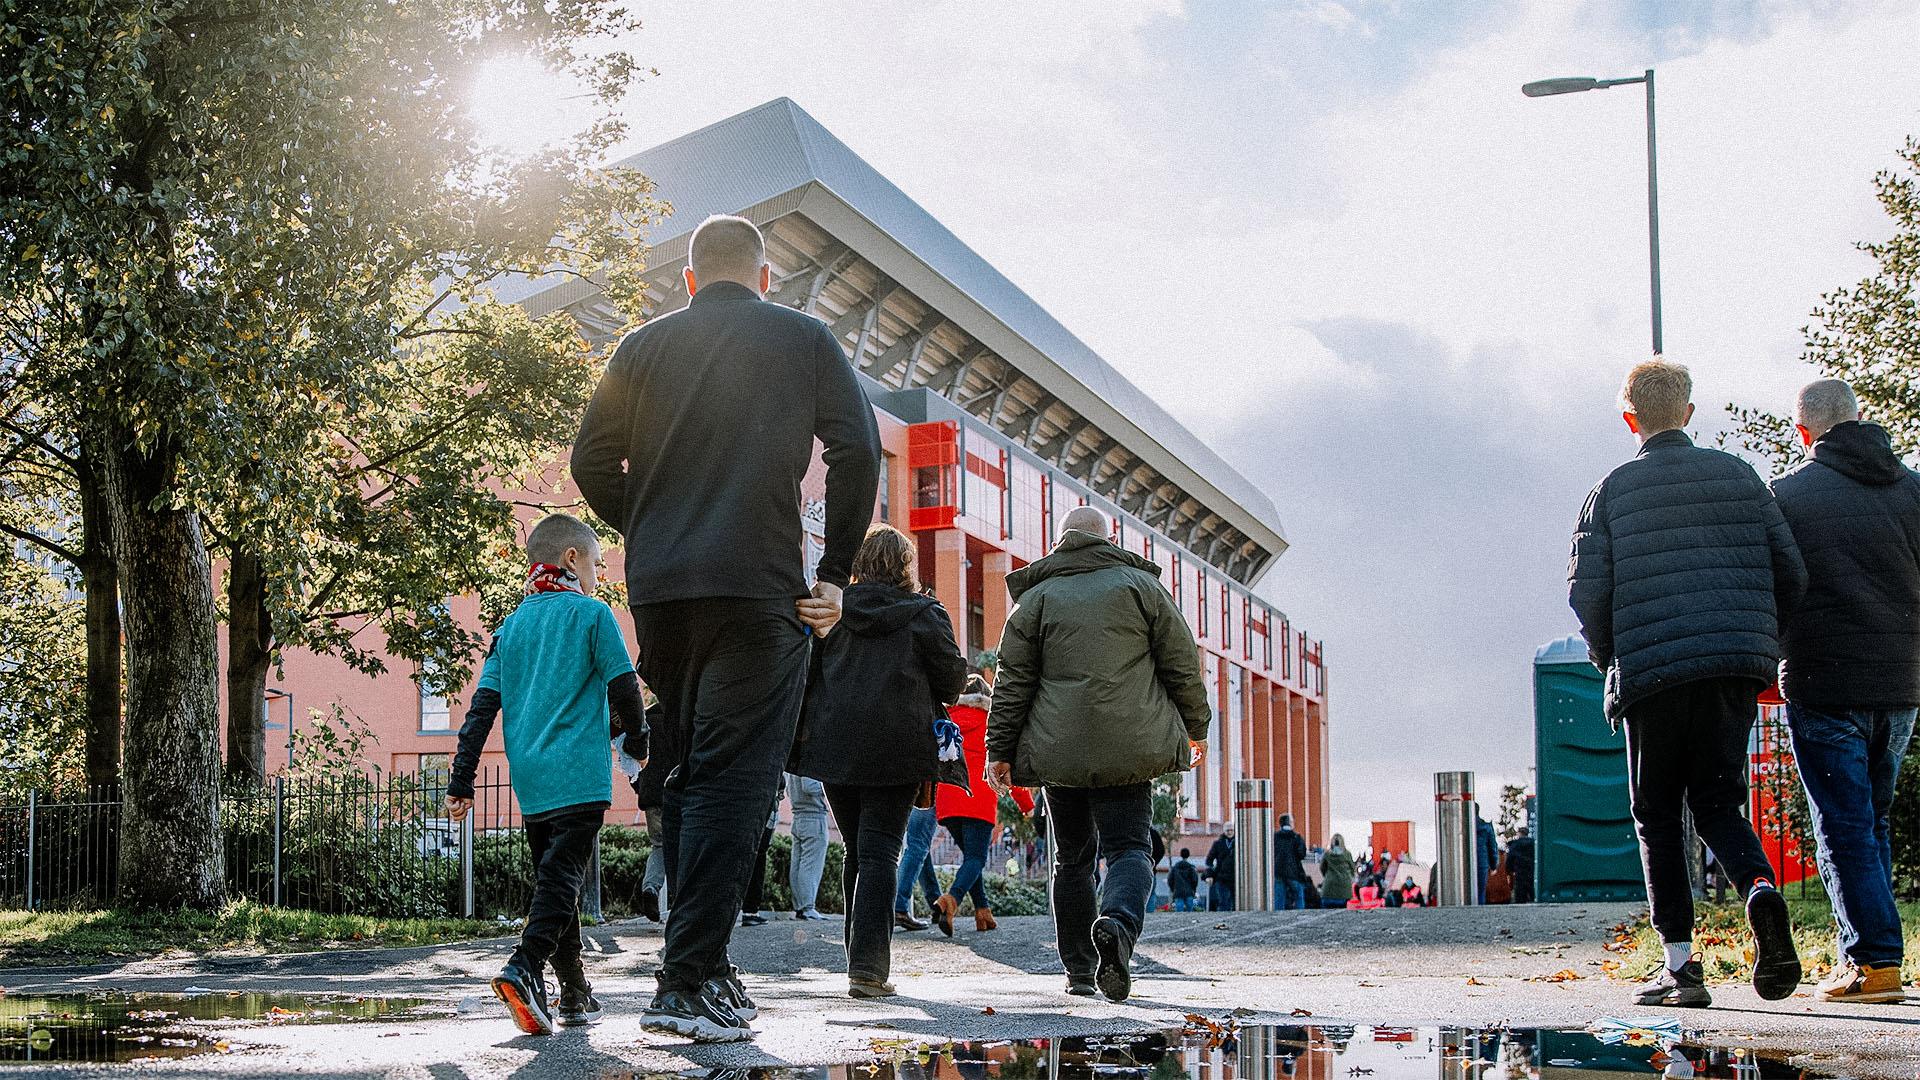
[262,99,1330,843]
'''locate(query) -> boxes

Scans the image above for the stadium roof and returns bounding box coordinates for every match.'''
[507,98,1287,581]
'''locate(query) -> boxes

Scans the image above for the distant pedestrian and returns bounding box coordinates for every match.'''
[1397,877,1425,907]
[1475,806,1500,906]
[1769,378,1918,1005]
[786,774,831,921]
[1506,827,1536,904]
[1204,827,1236,911]
[792,525,967,997]
[572,214,882,1040]
[1273,813,1309,910]
[1318,834,1355,909]
[987,506,1211,1001]
[1569,359,1806,1009]
[446,514,646,1035]
[1169,848,1202,911]
[738,801,777,928]
[933,674,1033,935]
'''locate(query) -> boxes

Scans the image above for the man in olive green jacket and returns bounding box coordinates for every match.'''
[986,506,1210,1003]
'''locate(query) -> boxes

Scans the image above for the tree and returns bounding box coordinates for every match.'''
[0,544,87,793]
[1727,134,1920,897]
[1495,782,1529,841]
[1,0,652,908]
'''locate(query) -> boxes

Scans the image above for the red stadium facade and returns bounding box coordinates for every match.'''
[242,100,1330,844]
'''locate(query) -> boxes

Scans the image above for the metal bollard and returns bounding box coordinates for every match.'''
[1434,771,1476,906]
[1233,778,1274,912]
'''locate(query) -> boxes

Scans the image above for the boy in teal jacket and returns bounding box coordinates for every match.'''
[448,513,646,1035]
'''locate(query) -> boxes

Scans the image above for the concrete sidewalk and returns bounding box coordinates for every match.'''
[4,903,1915,1078]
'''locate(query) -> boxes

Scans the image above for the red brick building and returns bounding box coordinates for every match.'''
[248,99,1331,843]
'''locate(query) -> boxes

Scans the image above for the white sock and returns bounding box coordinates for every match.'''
[1664,942,1692,971]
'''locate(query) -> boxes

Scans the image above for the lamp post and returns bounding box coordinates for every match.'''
[1523,69,1662,357]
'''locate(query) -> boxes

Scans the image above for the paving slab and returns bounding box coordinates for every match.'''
[2,904,1914,1079]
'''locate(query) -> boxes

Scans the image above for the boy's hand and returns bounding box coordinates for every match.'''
[446,796,472,822]
[797,580,843,636]
[986,760,1013,796]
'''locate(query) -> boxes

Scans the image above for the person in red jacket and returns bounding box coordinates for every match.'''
[932,675,1034,934]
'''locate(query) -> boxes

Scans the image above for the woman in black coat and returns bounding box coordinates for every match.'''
[792,524,967,997]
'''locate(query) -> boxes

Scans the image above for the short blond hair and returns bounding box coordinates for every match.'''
[1621,360,1692,432]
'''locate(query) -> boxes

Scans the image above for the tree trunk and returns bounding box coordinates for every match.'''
[94,426,225,911]
[225,549,272,785]
[76,453,123,792]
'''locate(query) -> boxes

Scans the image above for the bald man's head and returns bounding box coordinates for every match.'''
[1060,505,1110,540]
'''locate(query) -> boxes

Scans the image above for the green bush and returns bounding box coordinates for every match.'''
[931,869,1047,916]
[1894,741,1919,900]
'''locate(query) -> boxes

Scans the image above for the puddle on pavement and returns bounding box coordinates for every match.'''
[0,991,435,1064]
[608,1023,1831,1080]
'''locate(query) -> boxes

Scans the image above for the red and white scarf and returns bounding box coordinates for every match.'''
[525,562,585,596]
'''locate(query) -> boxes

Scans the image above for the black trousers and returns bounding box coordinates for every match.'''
[741,826,775,914]
[519,805,604,972]
[1047,782,1154,979]
[1622,677,1778,943]
[633,597,811,993]
[822,782,916,984]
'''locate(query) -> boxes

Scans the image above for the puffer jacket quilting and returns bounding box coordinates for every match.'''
[1569,429,1807,719]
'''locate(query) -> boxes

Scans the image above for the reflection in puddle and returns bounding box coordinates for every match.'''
[0,991,435,1064]
[610,1025,1827,1080]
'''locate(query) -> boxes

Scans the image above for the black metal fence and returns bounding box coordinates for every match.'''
[0,768,544,918]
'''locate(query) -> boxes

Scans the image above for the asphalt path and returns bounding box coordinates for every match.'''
[3,904,1914,1079]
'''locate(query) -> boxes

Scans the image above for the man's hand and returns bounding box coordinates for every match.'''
[986,760,1013,796]
[446,796,472,822]
[797,580,844,636]
[1189,740,1207,768]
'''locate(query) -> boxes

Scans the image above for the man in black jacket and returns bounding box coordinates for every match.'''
[572,215,882,1041]
[1769,378,1919,1005]
[1273,814,1309,910]
[1204,827,1235,912]
[1569,359,1806,1009]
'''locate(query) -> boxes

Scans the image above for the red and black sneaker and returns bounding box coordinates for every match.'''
[491,954,554,1036]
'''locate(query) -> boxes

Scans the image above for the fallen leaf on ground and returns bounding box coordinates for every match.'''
[1214,922,1229,930]
[1291,1008,1313,1016]
[981,1007,995,1015]
[1357,981,1381,987]
[1465,977,1488,986]
[1529,969,1583,983]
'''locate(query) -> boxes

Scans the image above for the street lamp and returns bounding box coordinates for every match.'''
[1522,69,1662,357]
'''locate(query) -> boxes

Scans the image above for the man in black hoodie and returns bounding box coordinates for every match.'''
[1769,378,1919,1005]
[571,215,881,1041]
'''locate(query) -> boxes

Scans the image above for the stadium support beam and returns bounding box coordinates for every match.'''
[1014,394,1058,446]
[1036,418,1091,466]
[929,343,991,396]
[1067,437,1120,484]
[867,310,947,383]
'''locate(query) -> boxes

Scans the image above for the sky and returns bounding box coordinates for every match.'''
[474,0,1920,853]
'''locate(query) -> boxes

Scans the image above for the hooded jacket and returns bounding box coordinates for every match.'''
[791,582,967,787]
[1319,843,1355,903]
[987,530,1211,788]
[935,687,1034,824]
[1770,420,1920,708]
[1569,430,1806,719]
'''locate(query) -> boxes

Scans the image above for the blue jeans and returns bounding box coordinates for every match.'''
[1274,879,1307,910]
[895,806,940,913]
[1173,895,1199,911]
[1785,703,1916,967]
[1208,881,1234,911]
[786,773,830,912]
[944,818,993,908]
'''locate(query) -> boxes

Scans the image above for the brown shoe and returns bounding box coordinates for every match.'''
[974,907,997,932]
[932,894,957,937]
[1818,962,1907,1004]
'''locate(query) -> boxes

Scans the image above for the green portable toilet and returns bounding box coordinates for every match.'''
[1533,635,1644,902]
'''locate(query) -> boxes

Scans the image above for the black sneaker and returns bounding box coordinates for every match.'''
[705,968,759,1021]
[639,887,662,923]
[740,912,768,927]
[1633,959,1712,1008]
[491,954,554,1035]
[1065,975,1099,997]
[1746,885,1802,1001]
[642,987,752,1043]
[552,961,603,1026]
[1091,916,1133,1002]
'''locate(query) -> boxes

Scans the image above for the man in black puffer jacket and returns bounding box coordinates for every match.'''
[1769,378,1920,1005]
[1569,359,1806,1009]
